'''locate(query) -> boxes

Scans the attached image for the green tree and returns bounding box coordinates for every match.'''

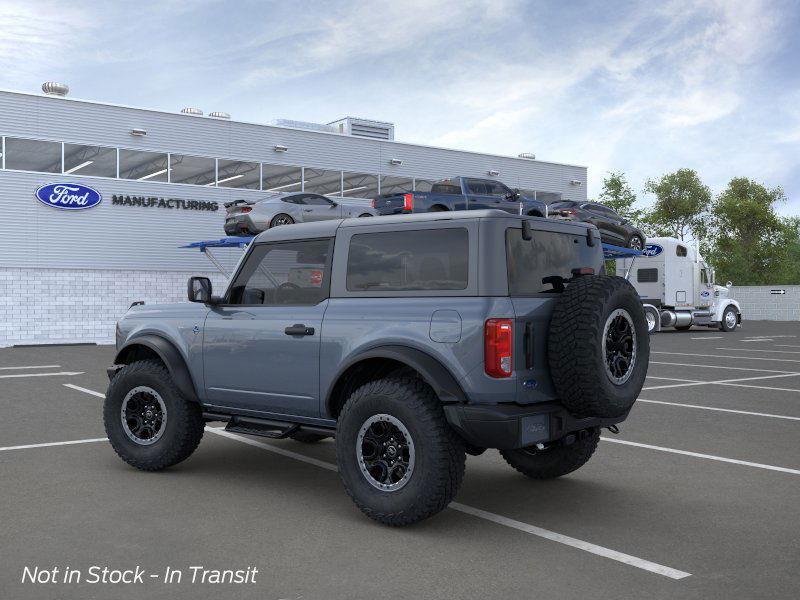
[642,169,711,241]
[706,177,788,285]
[598,171,642,226]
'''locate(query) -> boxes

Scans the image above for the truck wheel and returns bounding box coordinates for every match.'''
[548,275,649,418]
[103,360,204,471]
[644,306,659,334]
[288,431,329,443]
[719,306,738,332]
[627,235,644,251]
[336,373,466,526]
[500,428,600,479]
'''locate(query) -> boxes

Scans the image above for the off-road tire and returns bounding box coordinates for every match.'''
[336,374,466,526]
[548,275,649,418]
[104,359,204,471]
[500,428,600,479]
[288,431,329,443]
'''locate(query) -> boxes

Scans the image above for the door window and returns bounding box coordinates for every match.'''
[465,179,490,195]
[485,181,512,197]
[228,239,332,306]
[302,194,335,206]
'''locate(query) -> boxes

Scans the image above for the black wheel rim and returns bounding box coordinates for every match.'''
[602,309,637,384]
[629,237,643,250]
[273,215,292,226]
[121,386,167,445]
[356,414,415,492]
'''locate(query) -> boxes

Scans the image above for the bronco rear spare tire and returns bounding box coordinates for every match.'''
[548,275,649,418]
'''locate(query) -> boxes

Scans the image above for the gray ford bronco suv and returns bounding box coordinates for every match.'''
[106,210,649,526]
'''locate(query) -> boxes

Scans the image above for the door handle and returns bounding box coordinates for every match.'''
[303,208,313,212]
[285,324,315,336]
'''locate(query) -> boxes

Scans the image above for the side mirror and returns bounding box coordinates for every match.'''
[188,276,212,303]
[329,201,339,208]
[726,281,732,289]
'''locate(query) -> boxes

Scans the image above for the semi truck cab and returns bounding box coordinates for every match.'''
[617,237,742,333]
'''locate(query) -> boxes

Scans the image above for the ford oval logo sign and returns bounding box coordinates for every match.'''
[35,183,102,210]
[642,244,663,257]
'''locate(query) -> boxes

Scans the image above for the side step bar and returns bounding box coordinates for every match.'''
[203,412,336,440]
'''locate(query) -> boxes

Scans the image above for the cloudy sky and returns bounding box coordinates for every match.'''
[1,0,799,213]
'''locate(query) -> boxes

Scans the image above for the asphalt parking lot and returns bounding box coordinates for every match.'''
[2,321,799,600]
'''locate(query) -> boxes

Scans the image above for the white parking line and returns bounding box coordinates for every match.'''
[449,502,691,580]
[0,365,61,370]
[740,339,773,343]
[690,336,723,340]
[645,376,703,383]
[652,351,800,364]
[777,345,800,349]
[206,427,690,579]
[716,348,800,354]
[0,371,84,379]
[716,382,800,394]
[0,438,107,452]
[650,361,798,374]
[63,383,106,398]
[601,437,800,475]
[637,399,800,421]
[642,372,800,391]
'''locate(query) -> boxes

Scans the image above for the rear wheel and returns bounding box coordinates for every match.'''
[336,373,465,526]
[627,235,644,251]
[270,213,294,227]
[501,428,600,479]
[720,306,738,332]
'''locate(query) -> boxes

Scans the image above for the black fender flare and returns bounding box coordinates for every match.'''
[325,345,468,415]
[113,335,199,402]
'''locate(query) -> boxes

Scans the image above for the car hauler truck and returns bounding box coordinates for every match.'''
[616,237,742,333]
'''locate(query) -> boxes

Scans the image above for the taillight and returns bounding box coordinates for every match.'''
[485,319,513,378]
[240,207,252,213]
[561,209,577,216]
[402,193,414,211]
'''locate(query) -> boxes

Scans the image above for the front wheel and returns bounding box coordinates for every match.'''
[500,428,600,479]
[720,306,738,332]
[104,360,204,471]
[336,374,465,526]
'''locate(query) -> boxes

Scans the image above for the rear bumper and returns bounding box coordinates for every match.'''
[443,402,628,450]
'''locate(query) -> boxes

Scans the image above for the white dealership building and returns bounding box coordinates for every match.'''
[0,85,588,346]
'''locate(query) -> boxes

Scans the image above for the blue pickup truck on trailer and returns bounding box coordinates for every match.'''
[372,176,548,217]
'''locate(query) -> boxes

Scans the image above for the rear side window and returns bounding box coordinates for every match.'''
[506,228,603,295]
[228,239,332,305]
[677,245,688,257]
[347,229,468,291]
[637,268,658,283]
[430,180,462,195]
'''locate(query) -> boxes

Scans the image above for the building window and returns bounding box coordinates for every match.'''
[170,154,216,186]
[262,163,302,193]
[341,172,379,199]
[347,229,469,292]
[4,138,61,173]
[63,144,117,177]
[413,178,436,192]
[119,149,169,182]
[217,159,260,189]
[304,168,342,196]
[379,175,413,196]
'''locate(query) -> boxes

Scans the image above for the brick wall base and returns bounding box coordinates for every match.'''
[0,268,228,347]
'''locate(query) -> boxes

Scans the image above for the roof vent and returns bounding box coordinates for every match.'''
[328,117,394,141]
[518,152,536,160]
[209,111,230,119]
[269,119,337,134]
[180,107,203,116]
[42,82,69,97]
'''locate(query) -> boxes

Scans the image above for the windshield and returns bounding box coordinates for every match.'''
[506,227,603,295]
